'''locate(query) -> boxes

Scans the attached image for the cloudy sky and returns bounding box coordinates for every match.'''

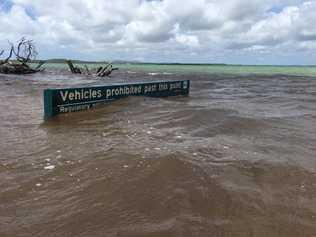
[0,0,316,64]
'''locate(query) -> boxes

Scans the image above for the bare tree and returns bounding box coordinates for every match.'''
[0,37,45,74]
[13,37,38,64]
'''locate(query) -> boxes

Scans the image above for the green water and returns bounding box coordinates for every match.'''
[43,63,316,77]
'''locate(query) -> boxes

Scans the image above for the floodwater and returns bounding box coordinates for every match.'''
[0,65,316,237]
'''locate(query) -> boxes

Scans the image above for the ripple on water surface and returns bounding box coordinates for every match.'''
[0,69,316,236]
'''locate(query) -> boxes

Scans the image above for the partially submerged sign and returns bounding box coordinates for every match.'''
[44,80,190,119]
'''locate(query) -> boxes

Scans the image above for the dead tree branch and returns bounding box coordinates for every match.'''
[66,60,118,77]
[0,46,14,66]
[33,61,46,70]
[13,37,38,64]
[66,60,82,74]
[84,65,91,75]
[0,37,45,74]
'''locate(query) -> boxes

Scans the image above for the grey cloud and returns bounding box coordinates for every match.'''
[2,0,316,62]
[297,32,316,42]
[178,15,222,31]
[137,31,174,43]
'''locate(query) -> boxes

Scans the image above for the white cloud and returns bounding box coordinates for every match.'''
[0,0,315,63]
[175,34,200,47]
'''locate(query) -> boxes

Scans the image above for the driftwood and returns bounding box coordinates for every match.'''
[84,65,91,75]
[66,60,118,77]
[0,37,45,74]
[66,60,82,74]
[0,62,44,74]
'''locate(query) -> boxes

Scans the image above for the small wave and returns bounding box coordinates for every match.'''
[148,72,159,76]
[148,72,173,76]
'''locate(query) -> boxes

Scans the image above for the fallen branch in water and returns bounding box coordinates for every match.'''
[66,60,82,74]
[66,60,118,77]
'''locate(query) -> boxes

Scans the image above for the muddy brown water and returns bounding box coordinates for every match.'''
[0,69,316,237]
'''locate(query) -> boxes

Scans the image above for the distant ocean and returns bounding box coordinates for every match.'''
[43,62,316,77]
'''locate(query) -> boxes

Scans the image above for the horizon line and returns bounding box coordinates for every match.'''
[33,58,316,67]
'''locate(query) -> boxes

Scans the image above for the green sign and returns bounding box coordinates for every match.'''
[44,80,190,119]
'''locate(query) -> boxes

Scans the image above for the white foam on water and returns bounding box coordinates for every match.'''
[44,165,55,170]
